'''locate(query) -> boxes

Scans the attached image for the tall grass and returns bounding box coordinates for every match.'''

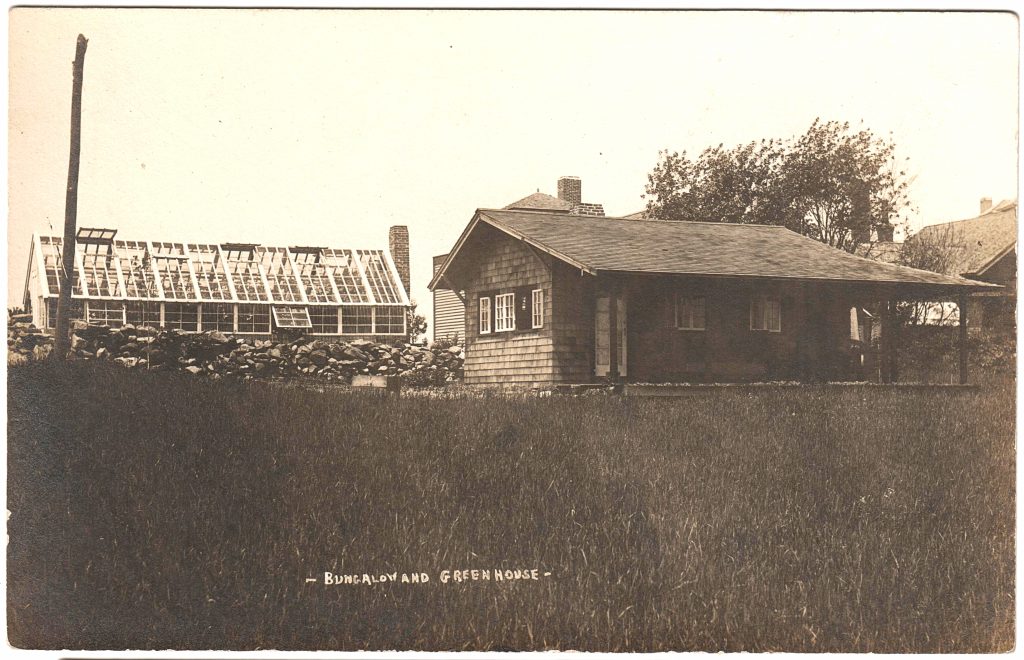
[7,362,1014,651]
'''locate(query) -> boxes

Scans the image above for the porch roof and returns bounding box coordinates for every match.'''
[429,209,998,291]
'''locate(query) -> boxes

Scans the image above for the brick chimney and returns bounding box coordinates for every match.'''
[980,197,993,214]
[388,225,410,296]
[557,176,582,206]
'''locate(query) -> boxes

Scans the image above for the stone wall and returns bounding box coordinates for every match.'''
[9,319,464,386]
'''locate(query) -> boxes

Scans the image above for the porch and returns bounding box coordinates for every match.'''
[591,273,977,385]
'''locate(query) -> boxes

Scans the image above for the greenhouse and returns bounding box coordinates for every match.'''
[23,226,411,338]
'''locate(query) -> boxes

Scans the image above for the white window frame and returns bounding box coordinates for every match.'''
[750,295,781,333]
[494,292,515,333]
[675,293,706,331]
[479,296,491,334]
[531,289,544,329]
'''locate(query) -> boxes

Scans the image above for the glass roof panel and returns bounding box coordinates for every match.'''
[324,249,370,304]
[151,242,197,301]
[114,240,160,299]
[358,249,403,304]
[79,243,122,297]
[291,249,340,304]
[188,244,233,301]
[258,247,304,303]
[222,246,269,302]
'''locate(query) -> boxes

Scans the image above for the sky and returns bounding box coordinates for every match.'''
[7,8,1019,333]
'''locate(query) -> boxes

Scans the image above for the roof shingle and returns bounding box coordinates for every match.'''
[910,200,1017,276]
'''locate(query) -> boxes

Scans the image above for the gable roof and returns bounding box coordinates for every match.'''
[910,200,1017,276]
[430,209,995,291]
[503,192,573,212]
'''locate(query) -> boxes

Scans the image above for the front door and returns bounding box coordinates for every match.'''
[595,293,627,378]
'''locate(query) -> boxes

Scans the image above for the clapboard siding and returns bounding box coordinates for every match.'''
[432,254,466,341]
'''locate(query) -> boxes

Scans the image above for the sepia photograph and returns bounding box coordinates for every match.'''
[5,6,1018,653]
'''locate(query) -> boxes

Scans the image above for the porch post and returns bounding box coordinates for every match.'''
[880,300,892,383]
[959,291,969,385]
[890,300,900,383]
[608,281,619,380]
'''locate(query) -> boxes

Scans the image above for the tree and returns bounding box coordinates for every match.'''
[643,119,914,252]
[406,302,428,344]
[897,223,962,326]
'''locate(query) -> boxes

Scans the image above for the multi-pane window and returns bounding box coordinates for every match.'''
[272,306,313,329]
[237,304,271,334]
[126,301,162,328]
[479,296,491,334]
[46,298,84,329]
[86,300,125,327]
[163,302,199,331]
[201,303,235,332]
[676,294,706,330]
[531,289,544,329]
[495,293,515,332]
[375,306,406,335]
[750,296,781,333]
[340,305,373,334]
[309,306,340,334]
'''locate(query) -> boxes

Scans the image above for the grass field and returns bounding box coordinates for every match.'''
[7,361,1015,651]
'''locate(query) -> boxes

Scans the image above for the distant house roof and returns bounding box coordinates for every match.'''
[504,192,574,213]
[430,209,994,291]
[622,209,650,220]
[910,199,1017,277]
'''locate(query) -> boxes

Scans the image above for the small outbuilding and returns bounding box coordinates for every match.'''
[429,209,995,386]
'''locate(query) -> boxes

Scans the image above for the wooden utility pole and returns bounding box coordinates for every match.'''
[52,34,88,360]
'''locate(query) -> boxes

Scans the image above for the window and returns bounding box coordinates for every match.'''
[237,304,271,334]
[86,300,125,327]
[750,296,781,333]
[531,289,544,329]
[495,293,515,332]
[676,294,706,330]
[272,306,313,329]
[164,302,199,331]
[309,306,340,334]
[374,306,406,335]
[46,298,84,329]
[201,303,235,332]
[479,296,491,334]
[340,305,373,334]
[126,301,162,328]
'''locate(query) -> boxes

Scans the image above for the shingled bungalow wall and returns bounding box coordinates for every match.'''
[463,224,554,386]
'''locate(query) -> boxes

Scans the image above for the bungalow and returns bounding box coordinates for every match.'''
[429,208,995,386]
